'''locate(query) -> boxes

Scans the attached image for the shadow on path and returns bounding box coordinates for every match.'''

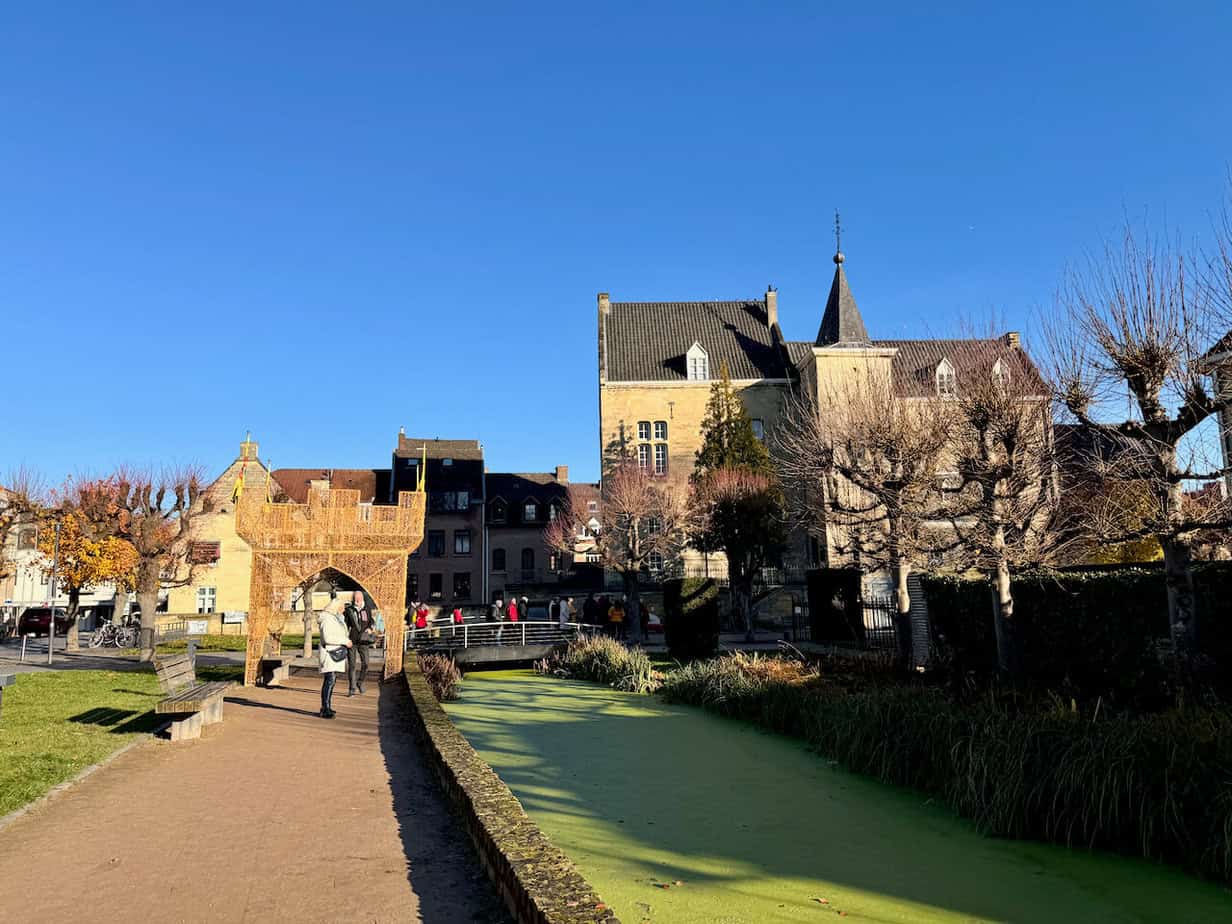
[225,695,321,719]
[377,677,511,924]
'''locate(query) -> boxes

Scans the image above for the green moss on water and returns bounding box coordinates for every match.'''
[445,670,1232,924]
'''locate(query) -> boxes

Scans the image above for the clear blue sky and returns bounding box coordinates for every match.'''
[4,3,1231,486]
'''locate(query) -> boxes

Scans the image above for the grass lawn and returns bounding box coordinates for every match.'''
[446,671,1232,924]
[0,670,163,817]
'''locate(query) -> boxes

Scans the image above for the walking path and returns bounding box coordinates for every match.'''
[0,669,508,924]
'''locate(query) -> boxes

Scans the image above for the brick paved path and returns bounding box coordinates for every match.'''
[0,670,508,923]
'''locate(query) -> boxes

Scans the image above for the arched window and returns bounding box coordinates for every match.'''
[492,548,506,571]
[491,499,507,523]
[935,358,957,397]
[521,548,535,571]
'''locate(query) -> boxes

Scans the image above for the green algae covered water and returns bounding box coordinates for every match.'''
[444,670,1231,924]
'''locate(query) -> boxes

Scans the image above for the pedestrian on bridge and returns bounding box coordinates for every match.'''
[559,597,572,628]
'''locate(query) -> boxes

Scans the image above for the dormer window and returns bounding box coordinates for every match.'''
[935,358,957,397]
[992,358,1009,389]
[686,342,709,381]
[491,499,507,523]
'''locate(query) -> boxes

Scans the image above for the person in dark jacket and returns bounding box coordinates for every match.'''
[343,591,375,696]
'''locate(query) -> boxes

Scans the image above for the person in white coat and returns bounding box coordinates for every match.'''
[318,598,352,719]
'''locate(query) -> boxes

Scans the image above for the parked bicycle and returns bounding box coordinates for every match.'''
[89,621,140,649]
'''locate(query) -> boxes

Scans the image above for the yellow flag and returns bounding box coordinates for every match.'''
[417,446,427,492]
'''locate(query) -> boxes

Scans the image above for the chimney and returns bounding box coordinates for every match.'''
[1003,331,1021,348]
[239,433,258,461]
[765,285,778,329]
[554,465,569,483]
[598,292,610,315]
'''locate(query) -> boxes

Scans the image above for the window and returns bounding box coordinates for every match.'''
[491,499,506,523]
[992,358,1009,389]
[654,420,668,440]
[646,515,661,535]
[548,503,558,521]
[523,502,538,522]
[549,552,561,572]
[637,443,651,469]
[936,359,957,397]
[686,342,709,380]
[454,530,471,554]
[196,586,217,614]
[647,552,664,574]
[492,548,506,571]
[750,418,765,442]
[456,490,469,509]
[637,420,651,441]
[428,573,443,600]
[430,491,470,512]
[17,528,36,550]
[521,548,535,570]
[407,573,419,599]
[654,443,668,475]
[427,530,445,557]
[453,572,471,600]
[585,552,602,563]
[587,500,599,513]
[442,458,453,466]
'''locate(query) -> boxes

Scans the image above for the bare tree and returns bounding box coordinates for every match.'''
[545,458,689,644]
[1046,224,1232,660]
[112,467,207,661]
[943,339,1061,677]
[775,374,953,666]
[0,469,43,585]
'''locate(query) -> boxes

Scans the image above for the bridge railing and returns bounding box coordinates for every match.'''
[406,620,597,651]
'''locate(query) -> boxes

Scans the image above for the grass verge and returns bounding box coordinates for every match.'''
[0,670,163,817]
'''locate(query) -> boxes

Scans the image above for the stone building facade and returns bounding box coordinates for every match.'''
[598,249,1045,576]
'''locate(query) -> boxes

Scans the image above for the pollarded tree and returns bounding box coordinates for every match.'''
[691,362,785,639]
[0,470,42,586]
[1047,223,1232,660]
[775,372,953,666]
[544,458,689,645]
[943,340,1062,678]
[112,467,208,661]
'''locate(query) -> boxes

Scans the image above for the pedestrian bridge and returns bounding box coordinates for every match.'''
[406,620,596,665]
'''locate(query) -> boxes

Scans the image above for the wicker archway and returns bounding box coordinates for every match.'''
[236,486,425,686]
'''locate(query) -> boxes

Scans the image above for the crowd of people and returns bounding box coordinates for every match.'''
[402,591,658,641]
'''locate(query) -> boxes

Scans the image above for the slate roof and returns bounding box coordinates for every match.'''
[272,468,390,505]
[604,300,788,382]
[395,435,484,461]
[815,262,870,346]
[485,472,571,527]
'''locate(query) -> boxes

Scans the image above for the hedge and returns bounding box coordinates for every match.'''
[921,564,1232,703]
[662,577,720,661]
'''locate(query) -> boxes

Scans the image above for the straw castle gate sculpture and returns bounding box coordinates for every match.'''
[235,487,426,686]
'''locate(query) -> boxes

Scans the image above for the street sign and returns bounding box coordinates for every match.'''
[222,611,246,624]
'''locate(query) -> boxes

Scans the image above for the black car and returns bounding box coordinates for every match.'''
[17,607,70,637]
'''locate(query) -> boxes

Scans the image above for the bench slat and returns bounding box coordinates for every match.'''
[156,682,231,714]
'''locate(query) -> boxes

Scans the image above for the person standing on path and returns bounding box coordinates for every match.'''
[559,596,572,628]
[343,591,374,696]
[317,599,352,719]
[608,597,626,641]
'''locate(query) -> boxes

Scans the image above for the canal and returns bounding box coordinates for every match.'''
[444,670,1230,923]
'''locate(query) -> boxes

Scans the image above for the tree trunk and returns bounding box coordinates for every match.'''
[623,572,643,645]
[893,558,913,670]
[137,587,159,662]
[1161,536,1198,661]
[991,553,1021,680]
[113,590,129,625]
[65,588,82,652]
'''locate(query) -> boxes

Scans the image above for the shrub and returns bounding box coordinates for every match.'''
[662,577,721,660]
[536,635,662,693]
[661,655,1232,884]
[418,653,462,701]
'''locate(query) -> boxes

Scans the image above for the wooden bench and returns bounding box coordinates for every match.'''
[0,673,14,721]
[154,654,231,742]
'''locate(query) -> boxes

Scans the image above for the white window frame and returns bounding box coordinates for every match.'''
[637,443,652,469]
[936,358,957,397]
[196,586,217,614]
[637,420,651,441]
[686,342,709,381]
[654,420,668,440]
[523,502,537,522]
[654,443,668,475]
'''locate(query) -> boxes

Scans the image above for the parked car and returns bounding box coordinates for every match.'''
[17,607,70,637]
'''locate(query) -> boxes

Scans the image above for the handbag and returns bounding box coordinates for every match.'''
[327,646,349,662]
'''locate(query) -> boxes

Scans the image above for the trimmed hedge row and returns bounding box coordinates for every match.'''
[922,564,1232,702]
[660,657,1232,885]
[401,664,620,924]
[662,577,720,661]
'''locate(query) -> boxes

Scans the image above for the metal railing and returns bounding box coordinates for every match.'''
[406,620,596,651]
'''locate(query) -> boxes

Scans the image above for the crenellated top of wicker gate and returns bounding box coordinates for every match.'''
[236,487,425,685]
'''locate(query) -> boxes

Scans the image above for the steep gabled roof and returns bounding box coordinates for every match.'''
[604,299,787,382]
[394,435,483,461]
[272,468,389,505]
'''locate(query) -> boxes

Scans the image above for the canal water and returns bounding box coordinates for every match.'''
[444,670,1231,923]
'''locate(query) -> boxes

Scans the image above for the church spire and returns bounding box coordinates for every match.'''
[815,211,870,347]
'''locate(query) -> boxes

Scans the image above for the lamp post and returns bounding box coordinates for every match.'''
[46,517,61,666]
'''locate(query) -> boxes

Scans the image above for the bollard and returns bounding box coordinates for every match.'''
[20,634,28,663]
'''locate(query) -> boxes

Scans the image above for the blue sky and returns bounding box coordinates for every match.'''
[3,3,1231,486]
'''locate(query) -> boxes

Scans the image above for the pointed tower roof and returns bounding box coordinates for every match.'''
[815,250,870,346]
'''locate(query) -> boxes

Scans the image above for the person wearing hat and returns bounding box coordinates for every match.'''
[317,598,352,719]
